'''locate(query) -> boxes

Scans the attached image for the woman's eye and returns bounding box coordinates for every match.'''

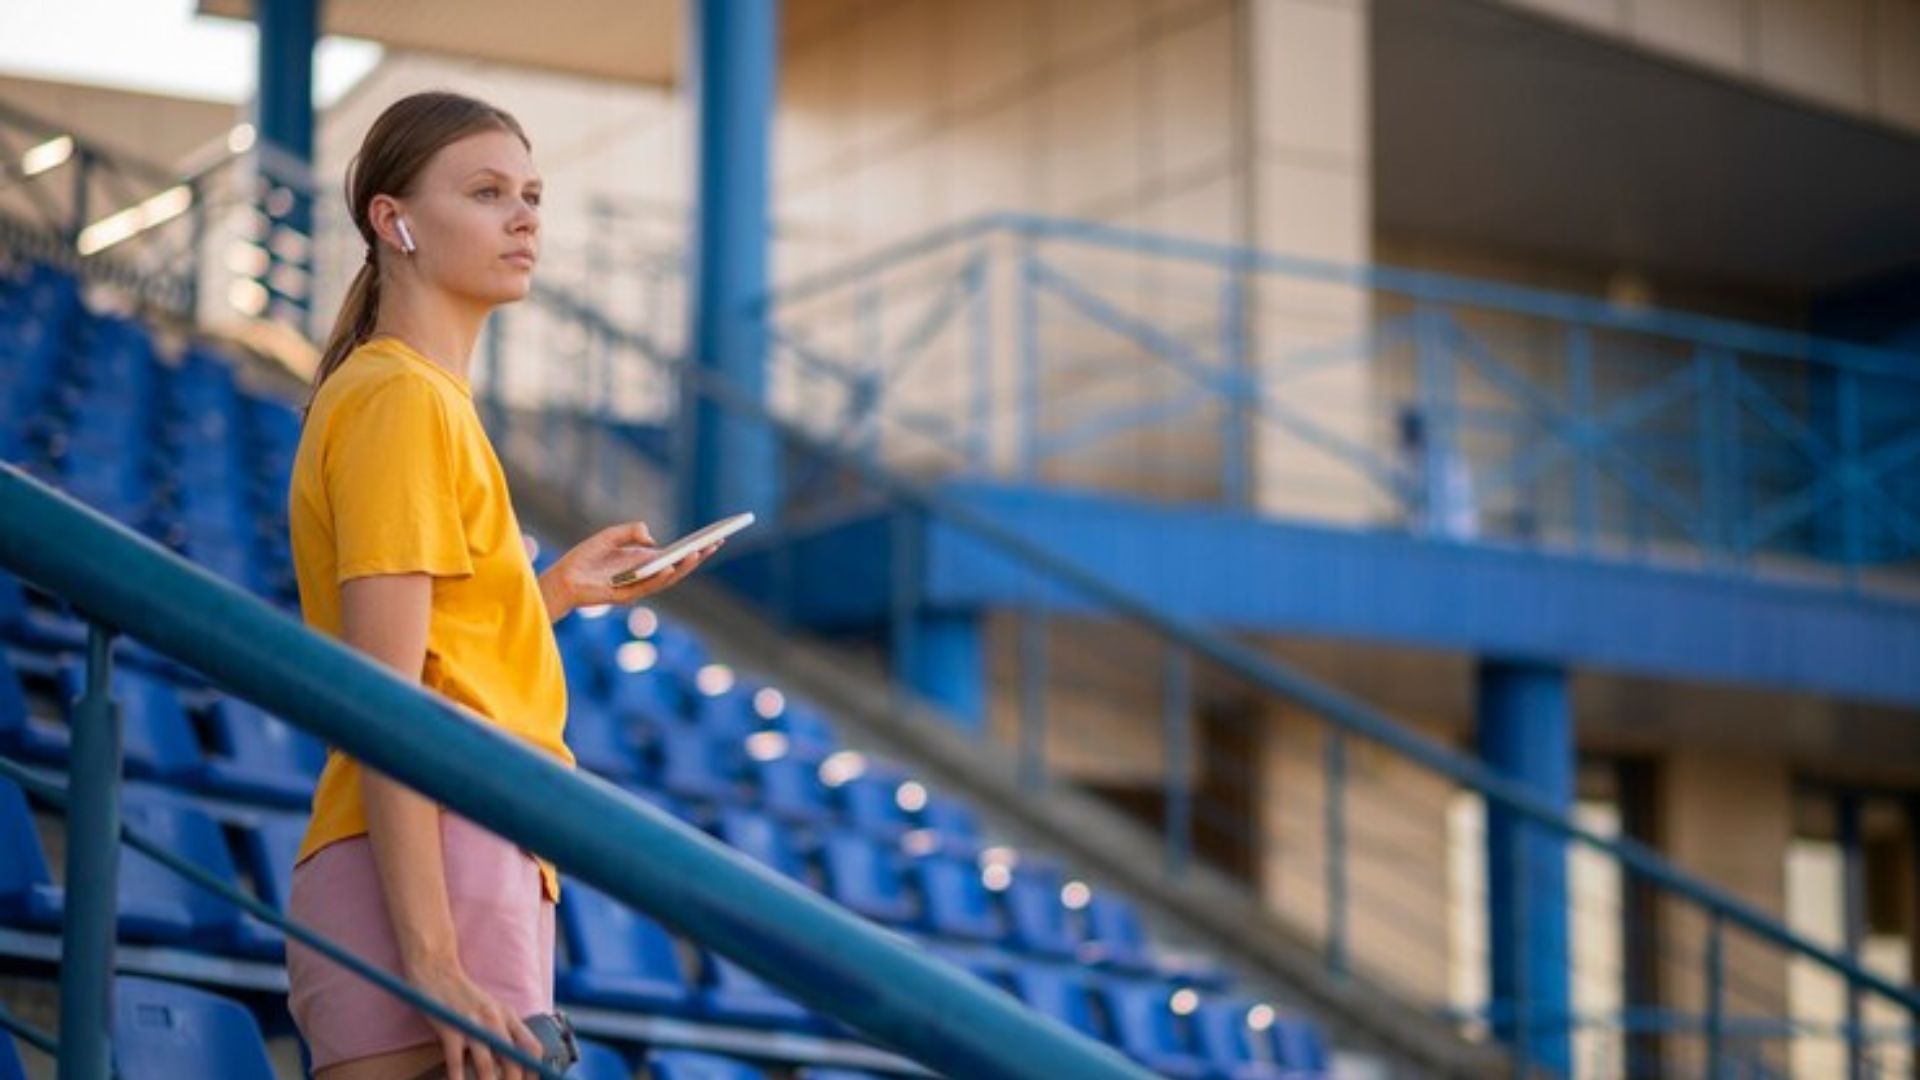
[475,187,498,200]
[526,194,542,207]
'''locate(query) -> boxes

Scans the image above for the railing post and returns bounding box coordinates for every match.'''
[1018,239,1040,482]
[1219,264,1248,510]
[1839,791,1868,1080]
[67,149,93,252]
[889,504,921,713]
[1161,648,1192,877]
[1413,302,1453,539]
[1325,724,1347,982]
[1705,909,1725,1079]
[484,307,509,442]
[184,175,206,320]
[1510,820,1531,1079]
[1018,604,1047,793]
[1568,327,1596,555]
[1837,370,1864,592]
[57,622,121,1080]
[858,282,884,468]
[968,252,992,474]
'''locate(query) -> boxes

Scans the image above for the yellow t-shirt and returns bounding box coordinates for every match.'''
[287,335,574,902]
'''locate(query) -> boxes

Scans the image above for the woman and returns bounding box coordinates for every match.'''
[283,91,716,1080]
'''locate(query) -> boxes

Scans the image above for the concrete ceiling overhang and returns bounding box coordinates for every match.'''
[1374,0,1920,295]
[197,0,684,87]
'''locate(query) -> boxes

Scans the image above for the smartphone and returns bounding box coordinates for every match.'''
[608,512,756,587]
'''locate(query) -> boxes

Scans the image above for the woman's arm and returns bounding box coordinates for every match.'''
[338,572,460,972]
[535,521,722,623]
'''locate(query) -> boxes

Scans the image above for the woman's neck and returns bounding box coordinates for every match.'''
[369,283,490,384]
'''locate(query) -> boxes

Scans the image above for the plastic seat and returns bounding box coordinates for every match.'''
[0,777,62,929]
[1269,1013,1332,1077]
[646,1048,771,1080]
[836,769,912,840]
[796,1071,894,1080]
[714,808,810,883]
[1001,876,1077,960]
[110,975,275,1080]
[748,753,834,825]
[1008,963,1102,1041]
[189,698,325,805]
[568,696,646,780]
[818,831,914,925]
[608,667,689,734]
[0,1025,25,1080]
[570,1037,632,1080]
[695,951,816,1030]
[653,728,741,804]
[115,791,243,948]
[916,793,984,853]
[641,618,710,680]
[1095,979,1213,1078]
[912,854,1003,943]
[51,664,201,781]
[1192,999,1290,1080]
[234,813,307,958]
[555,878,691,1014]
[767,698,839,754]
[1079,893,1156,974]
[0,574,87,650]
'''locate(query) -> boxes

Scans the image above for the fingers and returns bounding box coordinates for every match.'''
[623,521,655,546]
[441,1035,464,1080]
[508,1013,545,1075]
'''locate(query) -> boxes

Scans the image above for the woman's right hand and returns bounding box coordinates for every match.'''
[406,954,547,1080]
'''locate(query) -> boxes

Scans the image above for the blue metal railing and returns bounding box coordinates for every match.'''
[0,461,1156,1080]
[763,213,1920,595]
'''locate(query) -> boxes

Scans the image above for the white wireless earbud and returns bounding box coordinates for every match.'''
[395,218,416,254]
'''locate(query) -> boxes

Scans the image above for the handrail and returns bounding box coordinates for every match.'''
[0,462,1155,1080]
[767,211,1920,381]
[528,280,1920,1017]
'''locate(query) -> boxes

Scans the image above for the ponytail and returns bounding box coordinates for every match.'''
[302,254,381,421]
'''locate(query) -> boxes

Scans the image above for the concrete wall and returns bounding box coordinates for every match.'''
[1500,0,1920,134]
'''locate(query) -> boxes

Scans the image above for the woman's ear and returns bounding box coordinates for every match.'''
[368,195,411,255]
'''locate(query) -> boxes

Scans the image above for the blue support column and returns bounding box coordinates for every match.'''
[681,0,780,530]
[1477,657,1573,1076]
[254,0,319,332]
[903,612,985,735]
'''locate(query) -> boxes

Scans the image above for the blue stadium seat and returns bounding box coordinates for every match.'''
[1007,963,1103,1041]
[1269,1013,1331,1077]
[188,698,325,806]
[0,574,86,650]
[110,975,275,1080]
[795,1070,893,1080]
[911,854,1002,943]
[608,666,689,734]
[233,812,306,958]
[0,653,70,761]
[556,878,691,1014]
[653,728,741,804]
[0,777,61,929]
[646,1048,770,1080]
[915,793,983,854]
[115,791,243,948]
[569,696,647,780]
[747,752,834,825]
[696,951,816,1030]
[640,618,710,679]
[571,1036,632,1080]
[766,698,838,755]
[1191,1000,1291,1080]
[1094,979,1212,1079]
[51,664,201,781]
[1079,893,1156,974]
[1001,876,1078,961]
[818,831,914,925]
[835,769,912,840]
[714,808,810,884]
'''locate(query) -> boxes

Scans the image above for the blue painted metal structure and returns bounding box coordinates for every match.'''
[764,213,1920,594]
[0,462,1157,1080]
[715,479,1920,708]
[1477,659,1573,1077]
[681,0,780,530]
[253,0,319,334]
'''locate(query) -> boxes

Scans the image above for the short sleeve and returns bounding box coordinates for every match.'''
[324,375,474,583]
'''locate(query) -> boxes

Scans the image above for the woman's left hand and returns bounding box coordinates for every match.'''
[541,522,724,618]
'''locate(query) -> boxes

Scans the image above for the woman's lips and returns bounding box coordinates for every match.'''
[504,252,536,268]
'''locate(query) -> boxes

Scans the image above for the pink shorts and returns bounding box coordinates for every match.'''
[285,810,556,1072]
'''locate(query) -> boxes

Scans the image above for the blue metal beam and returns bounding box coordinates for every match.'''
[682,0,779,528]
[253,0,318,332]
[1478,659,1573,1076]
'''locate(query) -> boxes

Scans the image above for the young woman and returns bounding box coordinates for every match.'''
[283,91,717,1080]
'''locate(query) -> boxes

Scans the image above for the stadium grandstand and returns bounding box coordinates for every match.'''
[0,0,1917,1077]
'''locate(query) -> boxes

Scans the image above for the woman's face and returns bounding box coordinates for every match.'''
[391,129,542,305]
